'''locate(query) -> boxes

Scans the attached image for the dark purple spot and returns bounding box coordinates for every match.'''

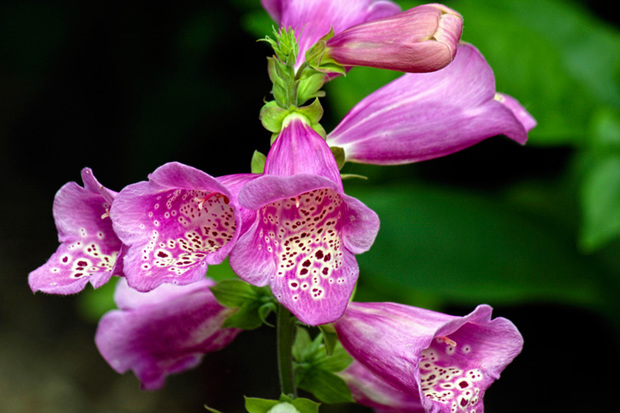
[315,250,324,259]
[302,259,311,267]
[460,398,468,407]
[300,268,308,275]
[322,267,329,275]
[459,381,469,388]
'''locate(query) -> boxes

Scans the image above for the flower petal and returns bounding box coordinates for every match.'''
[29,168,123,294]
[327,43,536,165]
[111,162,240,292]
[265,116,342,189]
[339,361,425,413]
[95,278,240,390]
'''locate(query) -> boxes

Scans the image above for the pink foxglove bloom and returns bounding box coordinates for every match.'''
[95,277,240,390]
[229,115,380,326]
[335,303,523,413]
[262,0,401,68]
[324,4,463,73]
[327,43,537,165]
[29,168,124,294]
[110,162,242,292]
[340,361,424,413]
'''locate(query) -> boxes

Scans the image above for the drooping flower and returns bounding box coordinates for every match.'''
[110,162,243,292]
[339,361,424,413]
[321,4,463,73]
[29,168,124,294]
[334,303,523,412]
[262,0,402,69]
[229,114,380,326]
[95,277,241,390]
[326,43,537,165]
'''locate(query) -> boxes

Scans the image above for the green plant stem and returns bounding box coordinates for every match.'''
[277,304,297,397]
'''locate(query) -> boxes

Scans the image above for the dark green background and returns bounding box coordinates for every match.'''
[1,0,618,412]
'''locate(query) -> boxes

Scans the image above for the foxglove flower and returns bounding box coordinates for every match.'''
[326,43,537,165]
[335,303,523,412]
[229,115,380,326]
[262,0,402,69]
[95,277,240,390]
[29,168,124,294]
[322,4,463,73]
[339,361,424,413]
[110,162,242,292]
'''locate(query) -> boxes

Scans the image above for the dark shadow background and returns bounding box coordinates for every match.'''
[1,0,618,412]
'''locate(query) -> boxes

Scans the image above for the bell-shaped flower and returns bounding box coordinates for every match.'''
[334,302,523,412]
[110,162,243,292]
[95,277,241,390]
[339,361,425,413]
[29,168,124,294]
[322,4,463,73]
[262,0,402,69]
[229,114,380,326]
[326,43,537,165]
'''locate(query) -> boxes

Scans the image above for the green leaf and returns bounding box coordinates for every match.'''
[348,183,610,311]
[245,397,280,413]
[244,396,319,413]
[580,155,620,251]
[204,405,224,413]
[297,369,353,404]
[210,279,259,307]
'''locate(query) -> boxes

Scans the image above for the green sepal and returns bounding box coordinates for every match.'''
[245,395,319,413]
[330,146,346,170]
[210,280,275,330]
[260,101,290,133]
[204,405,224,413]
[295,98,323,126]
[304,28,346,76]
[251,150,267,174]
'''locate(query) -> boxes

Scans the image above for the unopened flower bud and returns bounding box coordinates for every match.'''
[323,3,463,73]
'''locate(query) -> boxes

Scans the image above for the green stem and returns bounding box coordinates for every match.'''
[277,304,297,397]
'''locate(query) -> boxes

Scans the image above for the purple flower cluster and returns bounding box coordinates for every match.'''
[29,0,533,409]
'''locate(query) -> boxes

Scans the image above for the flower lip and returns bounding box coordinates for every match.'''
[28,168,123,294]
[110,162,242,292]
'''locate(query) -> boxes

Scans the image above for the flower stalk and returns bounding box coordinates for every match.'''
[277,303,297,398]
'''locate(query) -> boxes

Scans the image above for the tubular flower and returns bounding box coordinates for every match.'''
[110,162,242,292]
[323,4,463,73]
[29,168,124,294]
[335,303,523,413]
[262,0,401,68]
[229,114,380,326]
[95,277,241,390]
[326,43,537,165]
